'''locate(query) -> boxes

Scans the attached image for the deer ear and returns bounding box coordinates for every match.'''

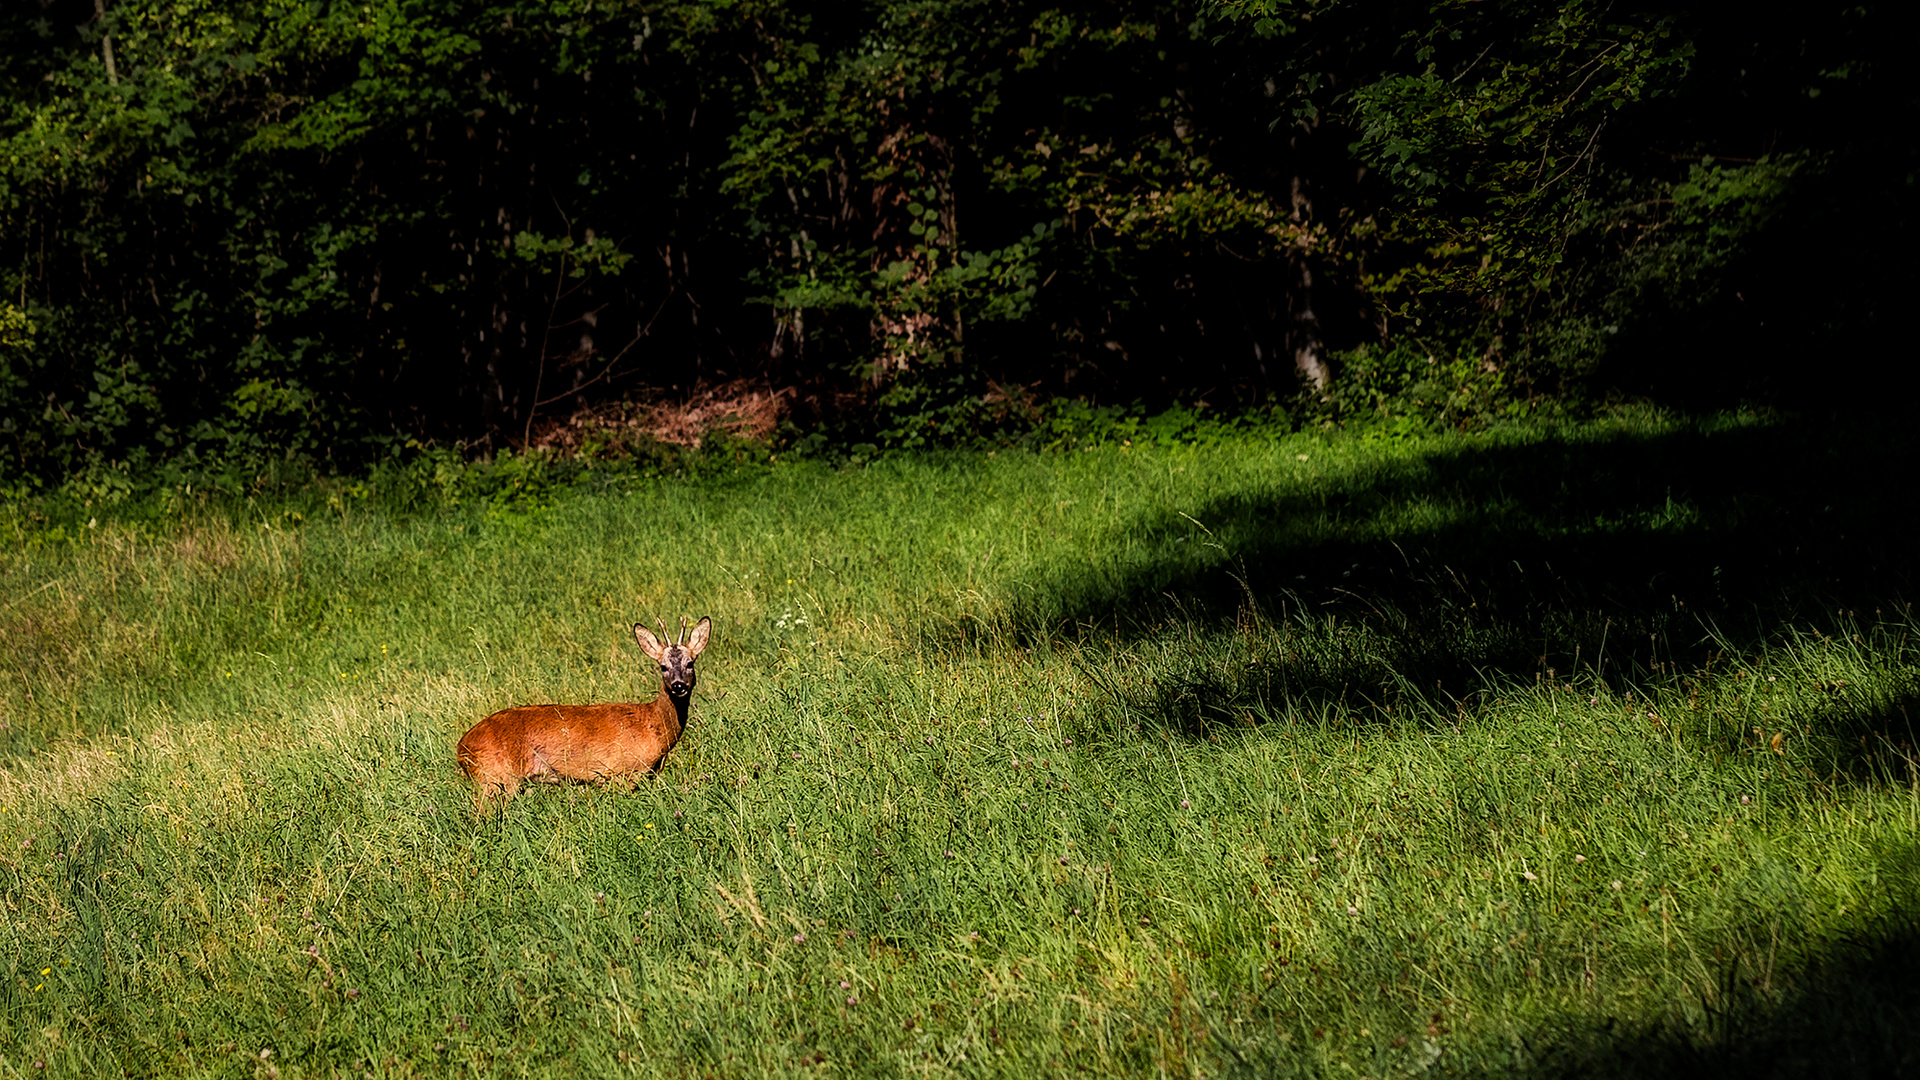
[684,616,712,657]
[633,622,667,661]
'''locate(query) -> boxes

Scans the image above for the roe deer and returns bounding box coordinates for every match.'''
[456,616,711,808]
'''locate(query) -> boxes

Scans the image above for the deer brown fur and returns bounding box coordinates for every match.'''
[456,616,710,809]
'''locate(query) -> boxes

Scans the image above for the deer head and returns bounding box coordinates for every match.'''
[634,616,711,700]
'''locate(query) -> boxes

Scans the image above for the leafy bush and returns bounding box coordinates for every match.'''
[1305,343,1570,437]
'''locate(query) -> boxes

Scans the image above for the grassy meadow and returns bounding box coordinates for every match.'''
[2,412,1918,1078]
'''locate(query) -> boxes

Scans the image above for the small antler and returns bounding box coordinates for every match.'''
[676,616,690,646]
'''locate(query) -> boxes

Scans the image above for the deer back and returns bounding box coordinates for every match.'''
[456,615,710,808]
[456,699,682,787]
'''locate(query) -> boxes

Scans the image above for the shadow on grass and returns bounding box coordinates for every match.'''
[1400,916,1920,1079]
[1461,874,1920,1080]
[956,417,1919,747]
[1797,685,1920,787]
[1196,843,1920,1079]
[1514,924,1920,1078]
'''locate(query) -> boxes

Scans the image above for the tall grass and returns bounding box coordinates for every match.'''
[1,412,1917,1077]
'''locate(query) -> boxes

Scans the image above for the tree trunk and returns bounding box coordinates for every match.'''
[1288,174,1330,390]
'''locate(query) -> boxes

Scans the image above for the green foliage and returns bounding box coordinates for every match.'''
[1035,398,1293,450]
[1026,347,1544,447]
[1518,154,1808,382]
[718,1,1321,444]
[2,0,1911,478]
[1,0,739,471]
[1212,0,1699,348]
[1,0,1333,472]
[1208,0,1916,401]
[0,302,34,450]
[1304,344,1542,435]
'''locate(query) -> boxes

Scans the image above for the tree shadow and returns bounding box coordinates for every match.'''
[1799,687,1920,790]
[1474,885,1920,1079]
[946,418,1917,749]
[1076,419,1908,648]
[1195,842,1920,1079]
